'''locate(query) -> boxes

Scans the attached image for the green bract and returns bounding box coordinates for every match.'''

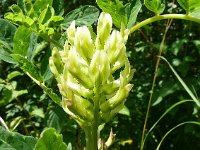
[49,12,134,126]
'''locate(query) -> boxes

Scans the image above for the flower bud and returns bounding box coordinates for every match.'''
[49,57,60,82]
[104,30,124,65]
[120,27,130,43]
[67,94,94,122]
[67,78,93,98]
[74,26,95,63]
[101,102,124,122]
[67,21,76,45]
[95,12,112,49]
[51,47,63,74]
[60,40,69,61]
[100,84,133,113]
[66,48,93,89]
[89,50,110,87]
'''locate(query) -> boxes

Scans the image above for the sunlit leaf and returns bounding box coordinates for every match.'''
[33,0,53,15]
[7,71,23,81]
[31,108,45,118]
[62,5,99,29]
[44,107,67,133]
[144,0,165,15]
[118,105,130,116]
[177,0,200,13]
[39,6,54,25]
[97,0,128,28]
[190,8,200,18]
[0,47,16,64]
[13,26,32,56]
[52,0,64,15]
[0,126,37,150]
[35,128,67,150]
[0,19,17,44]
[127,0,142,28]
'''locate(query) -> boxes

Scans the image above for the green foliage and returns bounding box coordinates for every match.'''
[177,0,200,14]
[97,0,142,28]
[35,128,67,150]
[144,0,165,15]
[11,54,43,82]
[61,5,99,29]
[0,126,37,150]
[0,19,17,63]
[13,26,32,56]
[0,71,27,105]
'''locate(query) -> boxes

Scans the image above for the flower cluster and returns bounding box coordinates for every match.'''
[49,12,134,126]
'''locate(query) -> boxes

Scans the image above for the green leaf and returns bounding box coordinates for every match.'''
[7,71,23,81]
[10,4,23,14]
[144,0,165,15]
[35,128,67,150]
[13,90,28,100]
[17,0,26,12]
[170,39,187,56]
[50,16,64,27]
[177,0,200,13]
[127,0,142,28]
[40,50,53,82]
[39,6,54,25]
[97,0,128,28]
[31,108,45,118]
[0,40,12,53]
[0,19,16,63]
[118,105,130,116]
[62,5,99,29]
[33,0,53,15]
[31,41,48,60]
[52,0,64,15]
[41,86,62,106]
[193,39,200,54]
[27,33,39,60]
[0,47,16,64]
[160,56,200,107]
[24,0,34,16]
[44,107,67,133]
[0,126,37,150]
[190,8,200,18]
[0,19,17,44]
[13,26,32,56]
[11,54,43,82]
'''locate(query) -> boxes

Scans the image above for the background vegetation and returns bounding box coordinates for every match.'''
[0,0,200,149]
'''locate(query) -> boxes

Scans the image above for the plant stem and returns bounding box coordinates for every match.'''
[84,125,98,150]
[139,19,173,150]
[130,14,200,34]
[84,89,100,150]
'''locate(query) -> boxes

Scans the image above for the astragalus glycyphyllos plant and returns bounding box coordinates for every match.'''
[49,12,135,149]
